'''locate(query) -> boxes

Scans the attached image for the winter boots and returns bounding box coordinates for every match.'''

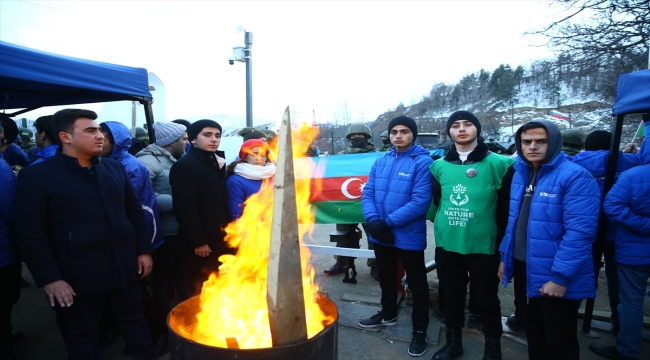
[324,257,350,275]
[431,328,463,360]
[482,335,502,360]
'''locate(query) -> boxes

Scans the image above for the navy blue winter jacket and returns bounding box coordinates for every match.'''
[104,122,164,249]
[362,144,433,251]
[0,158,17,267]
[226,173,264,220]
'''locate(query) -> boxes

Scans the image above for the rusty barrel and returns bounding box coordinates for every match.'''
[167,295,338,359]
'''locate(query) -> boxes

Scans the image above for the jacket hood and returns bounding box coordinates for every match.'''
[104,122,132,158]
[515,119,562,168]
[135,143,169,159]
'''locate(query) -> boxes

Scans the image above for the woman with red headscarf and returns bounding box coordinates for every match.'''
[225,139,276,220]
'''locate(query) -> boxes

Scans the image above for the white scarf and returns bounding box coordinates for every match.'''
[234,162,276,180]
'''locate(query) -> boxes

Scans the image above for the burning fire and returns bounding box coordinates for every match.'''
[170,122,333,348]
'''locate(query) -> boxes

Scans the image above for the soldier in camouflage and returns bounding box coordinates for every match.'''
[378,130,392,151]
[561,128,585,158]
[18,128,35,152]
[325,123,379,280]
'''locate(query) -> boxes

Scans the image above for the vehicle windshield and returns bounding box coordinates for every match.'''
[417,135,439,148]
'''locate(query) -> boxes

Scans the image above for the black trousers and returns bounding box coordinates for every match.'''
[60,281,157,360]
[149,235,180,335]
[0,262,21,357]
[513,260,579,360]
[374,243,429,332]
[435,248,502,337]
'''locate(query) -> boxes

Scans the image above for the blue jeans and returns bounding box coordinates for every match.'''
[616,263,650,359]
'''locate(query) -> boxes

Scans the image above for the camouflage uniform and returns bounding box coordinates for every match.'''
[561,128,586,157]
[18,128,35,152]
[377,130,392,151]
[326,123,378,279]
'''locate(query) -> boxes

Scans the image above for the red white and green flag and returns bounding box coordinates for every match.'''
[295,150,443,224]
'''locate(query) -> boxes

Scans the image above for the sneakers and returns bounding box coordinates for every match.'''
[358,311,397,328]
[408,330,427,357]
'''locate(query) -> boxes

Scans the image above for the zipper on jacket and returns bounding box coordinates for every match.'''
[526,293,529,305]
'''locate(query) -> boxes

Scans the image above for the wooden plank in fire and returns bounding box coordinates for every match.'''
[267,107,308,346]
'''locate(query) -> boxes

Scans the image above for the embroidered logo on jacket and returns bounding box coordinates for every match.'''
[398,172,411,177]
[539,191,557,198]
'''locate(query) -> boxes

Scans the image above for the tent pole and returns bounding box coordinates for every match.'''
[142,99,155,145]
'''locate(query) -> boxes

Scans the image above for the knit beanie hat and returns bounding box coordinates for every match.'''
[239,139,268,160]
[388,116,418,140]
[240,127,267,141]
[187,119,222,141]
[446,111,481,134]
[584,130,611,151]
[153,122,186,146]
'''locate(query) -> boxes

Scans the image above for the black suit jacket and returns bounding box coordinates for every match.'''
[169,146,233,274]
[14,151,153,296]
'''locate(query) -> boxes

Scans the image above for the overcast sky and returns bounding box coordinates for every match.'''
[1,1,563,124]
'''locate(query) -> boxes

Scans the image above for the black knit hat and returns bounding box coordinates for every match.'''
[446,111,481,134]
[584,130,611,151]
[187,119,222,141]
[388,115,418,140]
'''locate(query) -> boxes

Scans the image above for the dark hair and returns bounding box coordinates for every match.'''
[584,130,611,151]
[172,119,191,129]
[99,122,114,145]
[34,115,56,144]
[52,109,98,146]
[518,122,545,136]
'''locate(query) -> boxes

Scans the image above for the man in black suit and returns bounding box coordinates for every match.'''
[169,119,233,302]
[14,109,157,359]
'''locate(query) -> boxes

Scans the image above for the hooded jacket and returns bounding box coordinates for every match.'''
[499,119,600,300]
[104,122,163,249]
[0,158,17,267]
[361,144,433,251]
[572,150,639,241]
[136,143,180,236]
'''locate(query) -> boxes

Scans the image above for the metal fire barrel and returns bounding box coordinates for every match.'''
[167,295,338,359]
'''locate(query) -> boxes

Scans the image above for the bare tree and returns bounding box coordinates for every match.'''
[528,0,649,100]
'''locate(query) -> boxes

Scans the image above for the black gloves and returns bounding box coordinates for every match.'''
[366,220,394,244]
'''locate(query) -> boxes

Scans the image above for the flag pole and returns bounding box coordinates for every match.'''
[630,120,643,144]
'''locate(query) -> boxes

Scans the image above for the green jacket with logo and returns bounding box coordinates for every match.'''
[430,140,515,255]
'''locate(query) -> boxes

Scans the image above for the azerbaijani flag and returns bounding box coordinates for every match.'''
[637,120,646,137]
[295,149,443,224]
[550,110,569,121]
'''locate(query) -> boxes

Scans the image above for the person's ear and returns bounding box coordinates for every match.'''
[59,131,72,144]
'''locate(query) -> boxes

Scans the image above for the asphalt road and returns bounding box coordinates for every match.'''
[10,223,650,359]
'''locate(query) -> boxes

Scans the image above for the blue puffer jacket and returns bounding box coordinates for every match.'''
[226,173,264,220]
[104,122,164,249]
[572,150,639,241]
[361,144,433,251]
[0,158,17,267]
[500,151,600,300]
[31,144,57,166]
[603,157,650,266]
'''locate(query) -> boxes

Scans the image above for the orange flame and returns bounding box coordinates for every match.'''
[172,122,333,348]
